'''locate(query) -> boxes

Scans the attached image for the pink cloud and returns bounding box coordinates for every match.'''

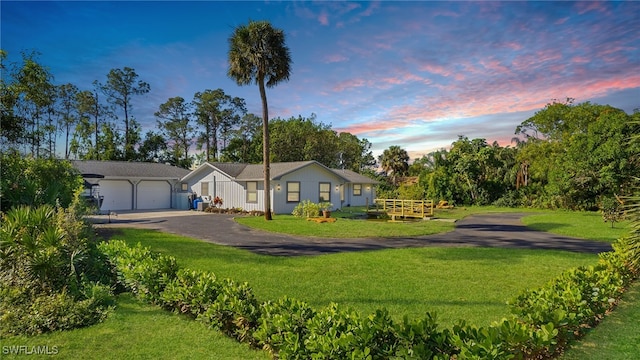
[318,11,329,26]
[323,54,349,63]
[575,1,610,15]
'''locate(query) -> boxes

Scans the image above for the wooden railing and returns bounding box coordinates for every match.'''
[371,199,434,220]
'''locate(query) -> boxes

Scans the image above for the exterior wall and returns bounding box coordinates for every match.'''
[342,183,376,207]
[186,166,265,211]
[272,165,344,214]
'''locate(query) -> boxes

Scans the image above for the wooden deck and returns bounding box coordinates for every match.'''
[371,199,434,220]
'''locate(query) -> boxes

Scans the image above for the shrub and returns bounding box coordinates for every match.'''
[291,200,321,218]
[394,313,455,359]
[99,240,179,303]
[199,279,261,344]
[161,269,222,318]
[0,284,113,337]
[254,296,316,358]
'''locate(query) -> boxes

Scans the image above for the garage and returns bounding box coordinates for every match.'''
[99,180,133,211]
[137,180,171,209]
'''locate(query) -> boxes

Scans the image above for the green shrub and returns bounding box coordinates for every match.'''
[254,296,316,358]
[161,269,222,318]
[99,240,179,303]
[199,279,261,344]
[394,313,455,359]
[0,284,112,337]
[0,152,83,212]
[291,200,321,218]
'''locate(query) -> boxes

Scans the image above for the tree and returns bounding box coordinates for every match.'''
[155,96,194,168]
[101,67,150,160]
[12,52,56,157]
[192,89,246,162]
[220,113,262,163]
[138,131,168,163]
[228,20,292,220]
[74,84,112,160]
[56,83,79,159]
[378,145,409,186]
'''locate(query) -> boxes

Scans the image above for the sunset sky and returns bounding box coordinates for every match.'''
[3,1,639,159]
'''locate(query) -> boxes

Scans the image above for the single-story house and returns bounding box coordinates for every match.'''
[71,160,190,211]
[180,160,378,214]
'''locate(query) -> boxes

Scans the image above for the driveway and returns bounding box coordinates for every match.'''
[92,210,613,256]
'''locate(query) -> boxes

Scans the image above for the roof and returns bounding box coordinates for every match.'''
[185,160,377,184]
[71,160,190,179]
[331,169,379,184]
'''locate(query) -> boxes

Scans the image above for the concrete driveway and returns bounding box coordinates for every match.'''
[92,210,613,256]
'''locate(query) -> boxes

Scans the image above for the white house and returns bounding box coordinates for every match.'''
[72,160,190,211]
[180,160,378,214]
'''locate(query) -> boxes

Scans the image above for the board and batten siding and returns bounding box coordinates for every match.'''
[271,165,345,214]
[188,167,266,212]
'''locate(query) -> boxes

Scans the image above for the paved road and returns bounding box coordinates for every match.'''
[92,211,613,256]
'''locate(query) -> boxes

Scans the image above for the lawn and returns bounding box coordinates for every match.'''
[4,207,634,359]
[560,280,640,360]
[1,294,268,360]
[108,228,596,327]
[521,210,630,242]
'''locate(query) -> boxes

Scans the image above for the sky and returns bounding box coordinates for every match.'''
[2,1,639,160]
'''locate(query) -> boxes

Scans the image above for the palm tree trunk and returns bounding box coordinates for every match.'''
[259,77,272,220]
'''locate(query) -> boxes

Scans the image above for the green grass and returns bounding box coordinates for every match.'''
[113,228,596,327]
[521,210,630,242]
[560,280,640,360]
[0,294,268,360]
[234,213,455,238]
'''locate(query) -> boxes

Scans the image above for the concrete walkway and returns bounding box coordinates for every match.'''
[92,210,613,256]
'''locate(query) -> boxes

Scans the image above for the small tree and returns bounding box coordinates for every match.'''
[600,196,625,228]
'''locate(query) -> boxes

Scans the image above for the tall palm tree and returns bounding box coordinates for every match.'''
[228,20,292,220]
[379,145,409,186]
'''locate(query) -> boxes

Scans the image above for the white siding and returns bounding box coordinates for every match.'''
[343,183,376,207]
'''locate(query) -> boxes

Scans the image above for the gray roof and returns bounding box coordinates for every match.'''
[197,160,376,184]
[331,169,379,184]
[71,160,190,179]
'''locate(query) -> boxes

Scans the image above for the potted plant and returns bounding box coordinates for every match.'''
[320,202,333,218]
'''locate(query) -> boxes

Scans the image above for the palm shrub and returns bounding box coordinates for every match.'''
[0,201,114,337]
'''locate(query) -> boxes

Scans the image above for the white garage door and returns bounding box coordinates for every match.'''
[99,180,132,211]
[137,180,171,210]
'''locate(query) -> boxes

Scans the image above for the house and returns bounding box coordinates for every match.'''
[180,160,378,214]
[71,160,190,211]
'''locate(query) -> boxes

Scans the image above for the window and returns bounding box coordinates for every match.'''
[247,181,258,203]
[287,182,300,202]
[353,184,362,196]
[319,182,331,202]
[181,183,188,192]
[201,182,209,196]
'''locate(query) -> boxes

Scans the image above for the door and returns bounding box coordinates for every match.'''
[137,180,171,209]
[99,180,133,211]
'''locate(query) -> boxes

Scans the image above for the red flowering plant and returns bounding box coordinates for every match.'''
[213,196,223,208]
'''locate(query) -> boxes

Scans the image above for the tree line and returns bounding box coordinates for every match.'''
[0,50,374,171]
[377,99,639,211]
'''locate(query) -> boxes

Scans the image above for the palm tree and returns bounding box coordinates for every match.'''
[228,20,292,220]
[379,145,409,186]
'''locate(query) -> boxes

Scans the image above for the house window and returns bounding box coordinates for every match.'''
[201,182,209,196]
[181,183,188,191]
[353,184,362,196]
[287,182,300,202]
[247,181,258,203]
[319,182,331,202]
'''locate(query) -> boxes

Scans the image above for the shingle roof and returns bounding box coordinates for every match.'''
[71,160,190,179]
[234,161,320,180]
[205,162,248,178]
[331,169,379,184]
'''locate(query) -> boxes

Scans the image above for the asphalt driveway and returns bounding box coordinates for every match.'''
[92,210,613,256]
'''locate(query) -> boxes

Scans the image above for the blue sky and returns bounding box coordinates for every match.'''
[2,1,639,160]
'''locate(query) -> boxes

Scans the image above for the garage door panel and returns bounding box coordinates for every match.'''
[137,181,171,209]
[99,180,132,211]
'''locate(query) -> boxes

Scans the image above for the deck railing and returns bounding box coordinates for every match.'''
[371,199,434,220]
